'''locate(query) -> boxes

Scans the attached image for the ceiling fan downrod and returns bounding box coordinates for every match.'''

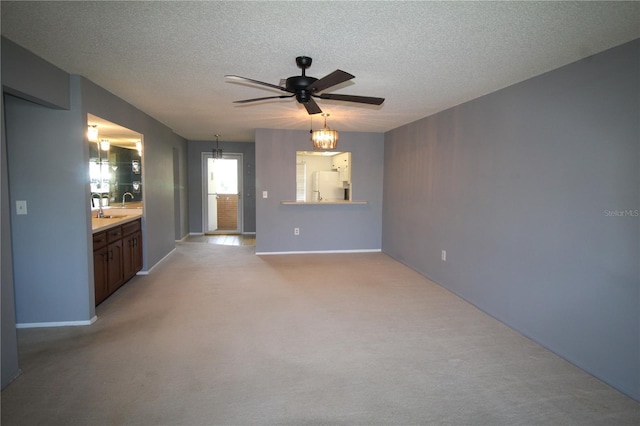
[296,56,312,76]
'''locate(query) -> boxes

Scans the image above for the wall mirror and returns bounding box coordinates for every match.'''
[296,151,352,202]
[87,114,143,209]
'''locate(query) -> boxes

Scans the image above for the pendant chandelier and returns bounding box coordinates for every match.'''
[311,113,338,150]
[212,134,222,159]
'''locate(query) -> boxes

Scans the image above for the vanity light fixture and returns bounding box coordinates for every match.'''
[88,125,99,142]
[100,139,110,151]
[212,134,223,159]
[311,113,338,150]
[136,140,142,155]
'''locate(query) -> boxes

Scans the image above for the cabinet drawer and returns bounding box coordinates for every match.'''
[93,231,107,250]
[122,219,141,236]
[107,226,123,243]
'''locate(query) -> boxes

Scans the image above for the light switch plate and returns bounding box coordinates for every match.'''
[16,200,27,215]
[262,191,268,198]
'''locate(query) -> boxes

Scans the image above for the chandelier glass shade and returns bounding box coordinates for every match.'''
[311,114,338,150]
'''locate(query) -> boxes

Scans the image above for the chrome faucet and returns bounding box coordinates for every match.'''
[91,193,105,218]
[122,192,134,207]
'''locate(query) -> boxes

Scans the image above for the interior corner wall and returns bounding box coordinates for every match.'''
[173,137,189,240]
[1,37,69,109]
[187,140,256,234]
[382,40,640,401]
[255,129,384,253]
[1,94,20,389]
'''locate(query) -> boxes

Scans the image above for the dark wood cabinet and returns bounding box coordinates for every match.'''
[122,220,143,281]
[93,218,142,306]
[107,238,124,294]
[93,239,109,305]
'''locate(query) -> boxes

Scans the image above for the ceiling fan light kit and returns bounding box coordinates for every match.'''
[225,56,384,115]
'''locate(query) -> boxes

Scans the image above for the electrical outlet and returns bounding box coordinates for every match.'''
[294,227,300,236]
[262,191,268,198]
[441,250,447,261]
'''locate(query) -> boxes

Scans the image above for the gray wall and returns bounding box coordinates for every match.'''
[2,39,188,330]
[187,140,256,234]
[5,90,93,325]
[255,129,384,253]
[1,36,74,387]
[1,38,69,109]
[382,40,639,401]
[1,94,19,389]
[174,143,189,240]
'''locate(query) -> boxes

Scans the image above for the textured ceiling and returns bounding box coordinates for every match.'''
[2,1,639,142]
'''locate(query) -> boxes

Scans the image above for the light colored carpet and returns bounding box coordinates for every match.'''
[2,242,639,425]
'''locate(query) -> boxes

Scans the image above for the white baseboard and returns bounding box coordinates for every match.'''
[256,249,381,255]
[17,315,98,329]
[137,247,176,275]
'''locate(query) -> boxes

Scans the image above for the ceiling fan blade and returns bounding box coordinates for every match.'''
[233,95,294,104]
[317,93,385,105]
[225,75,287,92]
[303,98,323,115]
[307,70,354,93]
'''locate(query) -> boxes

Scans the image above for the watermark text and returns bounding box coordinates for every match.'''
[604,209,639,217]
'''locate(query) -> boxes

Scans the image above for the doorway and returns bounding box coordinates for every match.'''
[202,153,243,234]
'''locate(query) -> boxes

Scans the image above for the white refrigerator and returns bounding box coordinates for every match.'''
[311,171,343,201]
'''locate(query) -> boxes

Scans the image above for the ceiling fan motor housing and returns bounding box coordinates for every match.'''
[287,76,318,103]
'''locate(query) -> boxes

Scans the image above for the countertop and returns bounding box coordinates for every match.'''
[91,208,143,233]
[280,200,368,205]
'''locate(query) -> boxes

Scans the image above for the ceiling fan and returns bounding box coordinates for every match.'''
[225,56,384,115]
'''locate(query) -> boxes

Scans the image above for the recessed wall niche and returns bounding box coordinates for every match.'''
[87,114,143,207]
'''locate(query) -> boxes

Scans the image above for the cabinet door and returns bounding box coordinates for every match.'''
[122,234,135,281]
[122,231,142,281]
[93,246,109,305]
[107,239,124,294]
[132,230,143,273]
[341,153,351,182]
[332,152,351,182]
[331,157,339,170]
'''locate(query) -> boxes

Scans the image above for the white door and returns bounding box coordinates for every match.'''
[203,153,242,234]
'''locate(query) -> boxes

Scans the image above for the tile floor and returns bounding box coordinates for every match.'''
[183,234,256,246]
